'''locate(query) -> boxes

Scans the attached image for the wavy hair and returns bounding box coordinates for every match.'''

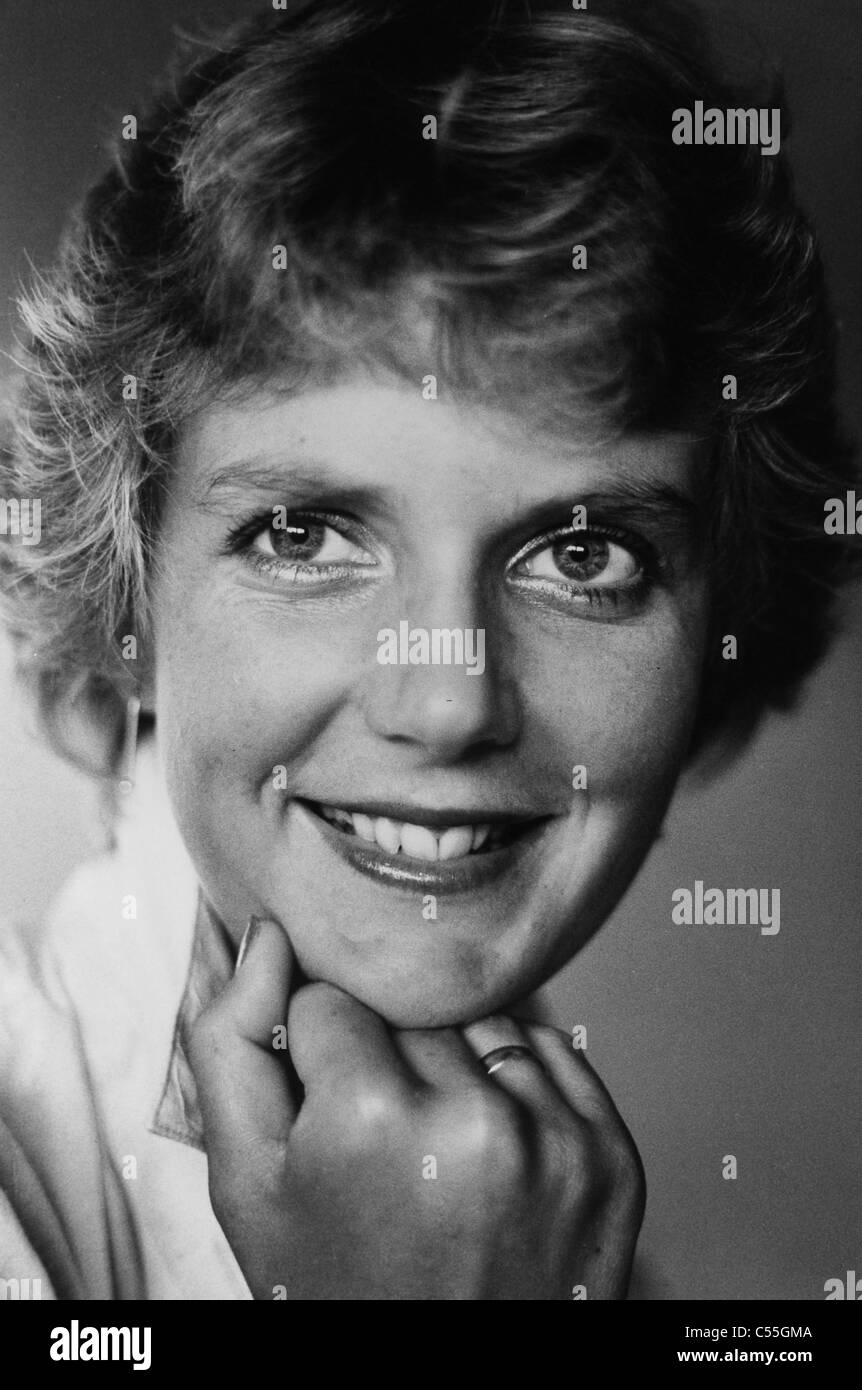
[0,0,857,773]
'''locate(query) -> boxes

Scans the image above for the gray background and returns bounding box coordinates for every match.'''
[0,0,859,1300]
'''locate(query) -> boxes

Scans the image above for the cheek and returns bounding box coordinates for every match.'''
[151,583,364,809]
[602,641,701,783]
[523,607,705,801]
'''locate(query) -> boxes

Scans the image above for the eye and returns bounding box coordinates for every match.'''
[226,509,378,583]
[513,530,643,589]
[254,514,372,567]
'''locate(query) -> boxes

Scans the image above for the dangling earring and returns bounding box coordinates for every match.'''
[117,693,141,796]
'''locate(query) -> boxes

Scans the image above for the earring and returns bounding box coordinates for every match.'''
[117,694,142,796]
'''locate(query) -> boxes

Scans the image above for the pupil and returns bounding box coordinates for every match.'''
[553,537,608,582]
[272,521,324,558]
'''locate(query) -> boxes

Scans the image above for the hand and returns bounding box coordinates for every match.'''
[188,917,645,1300]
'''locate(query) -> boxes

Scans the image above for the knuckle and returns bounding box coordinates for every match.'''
[339,1083,404,1148]
[447,1089,532,1180]
[289,980,350,1026]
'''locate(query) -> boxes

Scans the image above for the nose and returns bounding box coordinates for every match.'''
[360,593,522,762]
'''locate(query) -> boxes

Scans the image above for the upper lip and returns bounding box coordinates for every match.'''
[299,797,548,828]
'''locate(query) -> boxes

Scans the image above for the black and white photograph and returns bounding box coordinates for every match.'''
[0,0,859,1342]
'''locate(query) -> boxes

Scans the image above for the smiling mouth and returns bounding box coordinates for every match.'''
[295,799,551,895]
[306,801,534,860]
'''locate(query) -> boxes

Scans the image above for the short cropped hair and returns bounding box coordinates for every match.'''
[0,0,857,771]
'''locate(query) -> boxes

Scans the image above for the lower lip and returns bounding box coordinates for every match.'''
[295,802,550,896]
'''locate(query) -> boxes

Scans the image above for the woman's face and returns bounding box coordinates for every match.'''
[149,371,709,1026]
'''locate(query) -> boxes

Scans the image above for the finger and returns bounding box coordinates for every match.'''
[462,1014,533,1060]
[393,1027,488,1089]
[188,916,297,1154]
[521,1023,622,1123]
[462,1015,568,1116]
[288,982,412,1099]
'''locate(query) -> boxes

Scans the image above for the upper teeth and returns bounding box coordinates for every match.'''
[317,805,495,860]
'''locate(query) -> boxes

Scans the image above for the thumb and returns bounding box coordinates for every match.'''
[188,916,298,1157]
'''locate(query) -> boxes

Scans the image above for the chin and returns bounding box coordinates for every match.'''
[296,946,541,1031]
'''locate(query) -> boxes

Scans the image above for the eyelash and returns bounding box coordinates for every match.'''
[508,522,660,611]
[223,510,661,611]
[223,510,375,583]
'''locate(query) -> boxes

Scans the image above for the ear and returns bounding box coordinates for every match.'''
[35,671,128,780]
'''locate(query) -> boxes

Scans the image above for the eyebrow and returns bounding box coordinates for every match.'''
[195,460,397,518]
[554,481,701,535]
[195,456,701,539]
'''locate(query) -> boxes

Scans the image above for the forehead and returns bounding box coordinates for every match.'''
[175,372,701,517]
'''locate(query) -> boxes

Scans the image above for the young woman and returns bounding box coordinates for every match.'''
[0,0,855,1299]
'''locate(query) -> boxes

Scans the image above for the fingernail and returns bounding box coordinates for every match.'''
[235,915,263,974]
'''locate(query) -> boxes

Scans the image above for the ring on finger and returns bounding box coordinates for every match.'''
[480,1044,547,1077]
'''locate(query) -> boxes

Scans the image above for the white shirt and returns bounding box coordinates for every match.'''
[0,737,251,1299]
